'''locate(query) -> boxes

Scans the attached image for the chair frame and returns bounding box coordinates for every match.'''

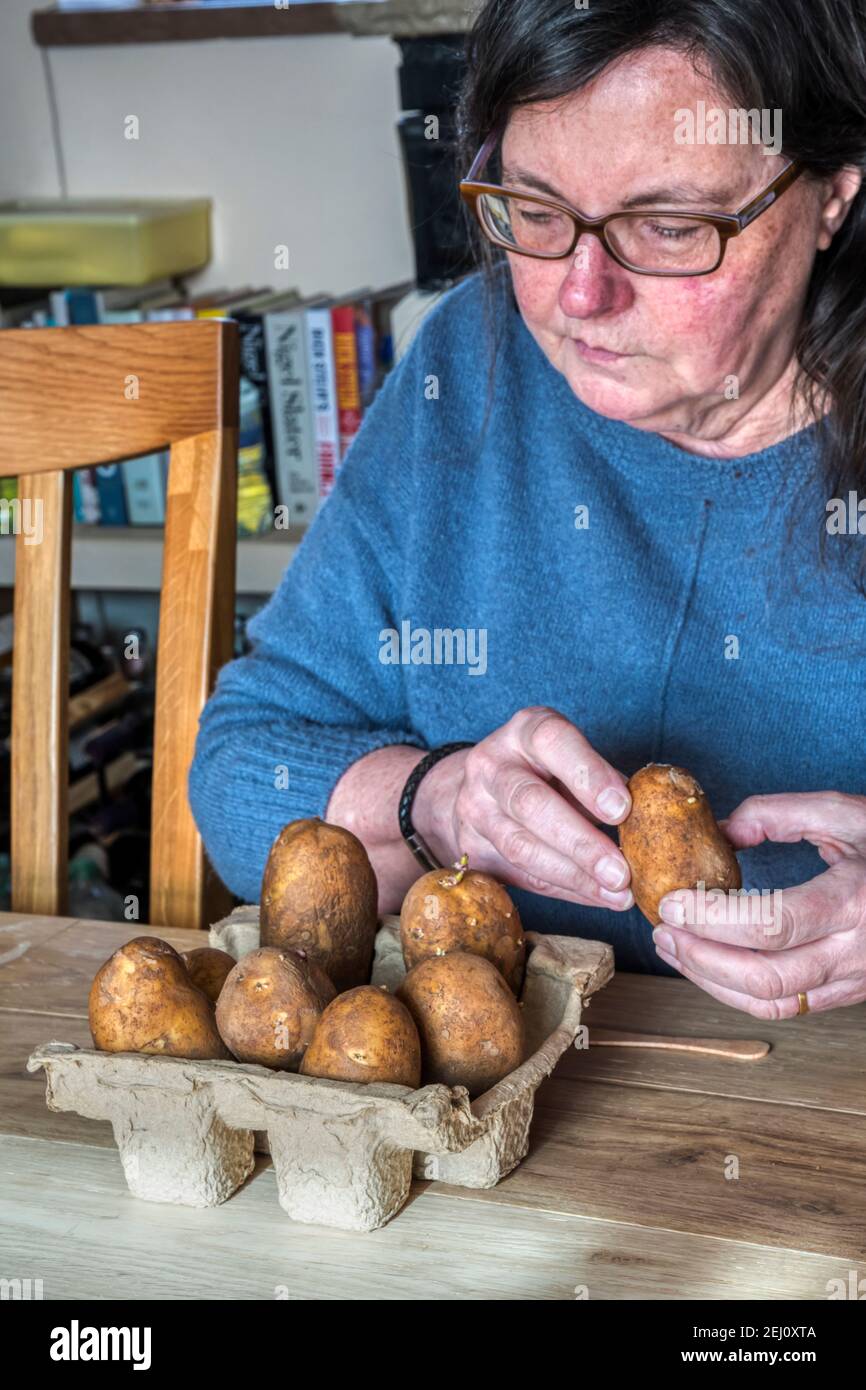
[0,318,239,929]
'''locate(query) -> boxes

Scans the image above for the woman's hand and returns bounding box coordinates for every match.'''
[652,792,866,1017]
[413,706,634,910]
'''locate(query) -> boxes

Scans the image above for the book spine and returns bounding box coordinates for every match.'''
[49,291,70,327]
[94,464,129,526]
[354,298,377,411]
[73,468,101,525]
[305,307,340,501]
[66,290,100,325]
[234,312,277,502]
[121,455,167,525]
[331,305,362,461]
[264,309,318,527]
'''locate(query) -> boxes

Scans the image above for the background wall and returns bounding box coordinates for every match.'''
[0,1,416,298]
[0,1,63,199]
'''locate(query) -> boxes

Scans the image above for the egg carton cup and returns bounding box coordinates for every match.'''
[28,912,613,1232]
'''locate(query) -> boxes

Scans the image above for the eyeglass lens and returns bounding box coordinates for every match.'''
[477,191,723,272]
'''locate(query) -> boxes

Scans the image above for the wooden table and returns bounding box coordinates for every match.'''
[1,910,864,1301]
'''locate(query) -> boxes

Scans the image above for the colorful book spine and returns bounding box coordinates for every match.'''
[305,307,340,501]
[236,377,274,537]
[94,464,129,526]
[122,454,167,525]
[66,289,101,325]
[264,308,318,527]
[331,305,362,461]
[234,310,277,503]
[72,468,101,524]
[354,297,377,412]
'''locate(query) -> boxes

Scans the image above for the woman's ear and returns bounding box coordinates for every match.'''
[816,166,863,250]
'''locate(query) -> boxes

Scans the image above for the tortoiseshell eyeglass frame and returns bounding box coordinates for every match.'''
[458,127,804,277]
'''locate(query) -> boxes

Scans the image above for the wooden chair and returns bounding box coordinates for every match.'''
[0,319,239,930]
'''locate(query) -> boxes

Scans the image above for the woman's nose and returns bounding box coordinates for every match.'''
[559,232,629,317]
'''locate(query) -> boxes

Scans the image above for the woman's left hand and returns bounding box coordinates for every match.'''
[652,792,866,1017]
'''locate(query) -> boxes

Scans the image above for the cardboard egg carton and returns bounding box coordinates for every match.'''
[28,913,613,1232]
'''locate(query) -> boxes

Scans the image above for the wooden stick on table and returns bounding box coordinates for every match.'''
[588,1026,770,1061]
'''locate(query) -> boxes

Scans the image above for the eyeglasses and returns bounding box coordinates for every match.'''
[459,130,804,277]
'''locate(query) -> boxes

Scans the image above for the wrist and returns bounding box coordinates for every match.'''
[411,746,471,867]
[327,744,425,845]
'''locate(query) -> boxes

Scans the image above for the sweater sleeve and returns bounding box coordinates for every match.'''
[188,327,428,904]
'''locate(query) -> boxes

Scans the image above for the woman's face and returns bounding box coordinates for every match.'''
[500,47,857,450]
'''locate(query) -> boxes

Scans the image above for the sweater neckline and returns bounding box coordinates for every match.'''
[510,289,823,499]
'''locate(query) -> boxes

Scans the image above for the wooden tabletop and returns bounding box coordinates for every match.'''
[1,910,864,1301]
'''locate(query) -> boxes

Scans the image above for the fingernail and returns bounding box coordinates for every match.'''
[600,887,634,908]
[596,787,630,820]
[595,853,629,889]
[659,897,686,925]
[653,928,675,955]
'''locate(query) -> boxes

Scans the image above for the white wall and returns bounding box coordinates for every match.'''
[0,0,63,199]
[1,8,416,297]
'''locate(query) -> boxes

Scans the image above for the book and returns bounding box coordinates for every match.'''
[122,454,168,525]
[94,464,129,526]
[72,468,101,525]
[225,289,303,504]
[354,294,377,411]
[331,304,362,462]
[69,290,100,325]
[49,291,70,327]
[236,377,274,537]
[305,306,341,501]
[264,305,318,526]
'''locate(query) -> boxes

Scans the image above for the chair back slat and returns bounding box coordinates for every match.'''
[151,428,237,930]
[11,470,72,916]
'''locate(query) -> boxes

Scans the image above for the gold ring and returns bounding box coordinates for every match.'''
[797,992,810,1016]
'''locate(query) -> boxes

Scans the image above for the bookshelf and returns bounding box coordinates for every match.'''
[31,1,474,48]
[0,526,303,595]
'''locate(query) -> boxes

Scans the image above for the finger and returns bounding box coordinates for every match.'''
[488,763,631,892]
[651,923,854,999]
[484,812,634,909]
[511,708,631,824]
[722,791,866,858]
[460,820,634,911]
[652,946,804,1019]
[658,859,866,949]
[655,947,866,1016]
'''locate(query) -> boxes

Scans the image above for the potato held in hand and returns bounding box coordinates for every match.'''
[618,763,741,926]
[89,936,231,1060]
[181,946,236,1005]
[215,946,336,1070]
[400,864,525,993]
[397,952,525,1099]
[300,986,421,1088]
[260,818,378,991]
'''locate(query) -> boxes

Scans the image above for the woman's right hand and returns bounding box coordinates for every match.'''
[412,706,634,910]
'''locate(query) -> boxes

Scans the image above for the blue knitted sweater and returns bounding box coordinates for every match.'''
[189,269,865,974]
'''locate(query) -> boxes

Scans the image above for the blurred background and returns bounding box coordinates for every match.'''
[0,0,477,919]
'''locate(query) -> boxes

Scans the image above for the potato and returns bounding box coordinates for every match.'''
[180,946,236,1005]
[260,818,378,991]
[618,763,742,926]
[299,986,421,1087]
[396,952,525,1099]
[89,936,231,1060]
[400,865,525,992]
[215,946,336,1070]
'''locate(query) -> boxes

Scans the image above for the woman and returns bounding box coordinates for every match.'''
[190,0,866,1018]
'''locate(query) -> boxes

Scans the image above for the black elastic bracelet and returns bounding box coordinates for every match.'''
[398,741,474,871]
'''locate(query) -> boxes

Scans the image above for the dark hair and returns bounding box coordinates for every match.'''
[456,0,866,592]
